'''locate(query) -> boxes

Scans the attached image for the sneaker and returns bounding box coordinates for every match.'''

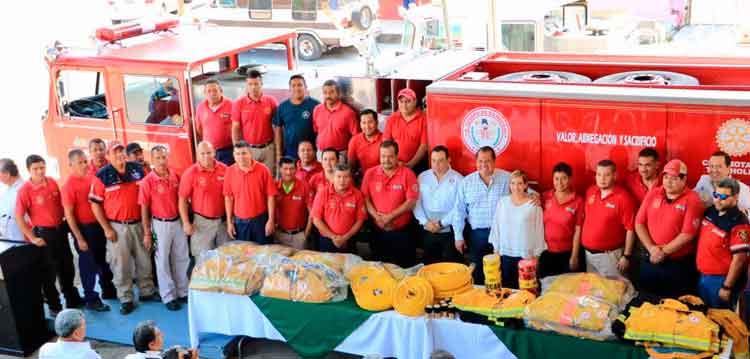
[139,293,161,302]
[119,302,136,315]
[85,300,111,312]
[165,300,181,311]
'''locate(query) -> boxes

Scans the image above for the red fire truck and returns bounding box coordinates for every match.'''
[43,19,298,179]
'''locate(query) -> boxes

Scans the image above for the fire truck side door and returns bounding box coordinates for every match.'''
[110,71,195,174]
[45,67,119,178]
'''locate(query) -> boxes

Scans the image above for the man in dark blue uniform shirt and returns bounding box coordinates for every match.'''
[273,74,320,161]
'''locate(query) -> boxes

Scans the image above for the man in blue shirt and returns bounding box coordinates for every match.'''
[274,75,320,161]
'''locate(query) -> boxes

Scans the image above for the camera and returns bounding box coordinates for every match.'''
[161,346,194,359]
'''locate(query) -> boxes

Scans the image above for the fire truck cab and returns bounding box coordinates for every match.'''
[43,19,298,179]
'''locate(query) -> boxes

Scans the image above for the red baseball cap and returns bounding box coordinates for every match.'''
[397,88,417,101]
[662,159,688,177]
[108,141,125,154]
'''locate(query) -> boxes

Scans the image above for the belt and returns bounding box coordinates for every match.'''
[235,213,268,223]
[249,141,272,149]
[33,225,63,232]
[153,216,179,222]
[584,247,620,254]
[195,212,223,221]
[109,219,141,225]
[280,228,304,235]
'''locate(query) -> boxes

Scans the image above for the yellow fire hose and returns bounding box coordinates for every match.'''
[393,276,434,317]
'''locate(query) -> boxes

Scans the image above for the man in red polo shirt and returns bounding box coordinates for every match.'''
[62,149,115,312]
[87,138,108,176]
[296,140,322,183]
[384,88,428,172]
[224,141,277,244]
[362,140,420,267]
[581,159,636,278]
[624,147,661,205]
[635,159,703,297]
[348,108,383,179]
[90,142,157,315]
[312,79,358,162]
[139,146,189,311]
[231,70,278,173]
[275,157,313,249]
[179,141,229,258]
[309,148,339,199]
[16,154,83,314]
[312,163,367,252]
[196,79,234,166]
[696,178,749,309]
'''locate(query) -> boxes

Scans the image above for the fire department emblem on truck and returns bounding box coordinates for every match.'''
[716,118,750,157]
[461,107,511,155]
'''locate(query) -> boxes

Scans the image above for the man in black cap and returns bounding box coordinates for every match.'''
[127,143,151,175]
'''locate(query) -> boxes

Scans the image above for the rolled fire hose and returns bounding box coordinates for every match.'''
[594,71,699,86]
[350,265,397,311]
[418,262,473,299]
[492,71,592,83]
[393,276,434,317]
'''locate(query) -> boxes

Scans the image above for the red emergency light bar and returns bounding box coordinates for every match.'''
[95,19,179,42]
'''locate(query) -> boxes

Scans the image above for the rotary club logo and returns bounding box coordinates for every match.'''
[461,107,511,155]
[716,118,750,156]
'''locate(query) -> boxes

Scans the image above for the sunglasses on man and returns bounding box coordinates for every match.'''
[713,192,732,201]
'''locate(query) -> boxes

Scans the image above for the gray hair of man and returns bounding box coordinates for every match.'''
[430,350,456,359]
[716,177,741,196]
[55,309,85,338]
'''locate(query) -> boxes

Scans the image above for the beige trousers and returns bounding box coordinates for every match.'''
[585,247,624,278]
[251,143,276,176]
[274,230,307,250]
[107,222,156,303]
[190,214,230,258]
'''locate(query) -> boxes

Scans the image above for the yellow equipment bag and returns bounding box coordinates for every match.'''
[260,261,348,303]
[707,308,749,359]
[623,299,721,353]
[544,273,630,307]
[349,264,397,311]
[189,251,265,295]
[217,242,296,261]
[418,262,473,300]
[393,276,434,317]
[452,287,536,319]
[291,250,362,274]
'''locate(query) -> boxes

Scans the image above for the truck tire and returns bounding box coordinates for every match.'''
[297,34,323,61]
[594,71,699,86]
[352,6,373,31]
[493,71,591,83]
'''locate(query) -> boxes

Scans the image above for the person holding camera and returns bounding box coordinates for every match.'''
[125,321,197,359]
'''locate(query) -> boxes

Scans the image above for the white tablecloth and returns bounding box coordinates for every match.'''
[188,290,516,359]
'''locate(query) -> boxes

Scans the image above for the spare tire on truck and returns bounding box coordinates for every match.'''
[352,6,373,31]
[492,71,592,84]
[297,33,323,61]
[594,71,699,86]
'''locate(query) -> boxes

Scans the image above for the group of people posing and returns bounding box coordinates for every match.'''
[1,71,747,320]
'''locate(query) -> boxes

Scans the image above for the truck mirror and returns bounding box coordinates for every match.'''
[57,80,65,98]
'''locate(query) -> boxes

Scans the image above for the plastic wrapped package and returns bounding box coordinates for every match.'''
[260,258,348,303]
[525,292,618,341]
[349,263,398,311]
[217,242,296,261]
[417,262,473,299]
[541,273,635,309]
[452,287,536,319]
[189,250,265,295]
[291,250,363,274]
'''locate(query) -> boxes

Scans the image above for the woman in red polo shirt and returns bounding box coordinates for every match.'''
[538,162,585,278]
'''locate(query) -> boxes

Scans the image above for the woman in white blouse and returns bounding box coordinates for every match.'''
[488,170,546,289]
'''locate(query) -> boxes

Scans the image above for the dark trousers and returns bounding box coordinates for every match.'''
[216,147,235,166]
[469,228,494,285]
[639,254,698,298]
[501,255,523,290]
[235,213,271,244]
[74,223,116,303]
[422,230,462,264]
[33,226,80,308]
[538,250,577,279]
[370,228,415,268]
[318,236,350,253]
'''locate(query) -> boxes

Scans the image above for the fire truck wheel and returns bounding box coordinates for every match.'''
[297,34,323,61]
[352,6,373,31]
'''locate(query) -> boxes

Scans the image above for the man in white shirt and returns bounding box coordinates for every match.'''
[0,159,24,241]
[414,146,463,264]
[694,151,750,212]
[38,309,101,359]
